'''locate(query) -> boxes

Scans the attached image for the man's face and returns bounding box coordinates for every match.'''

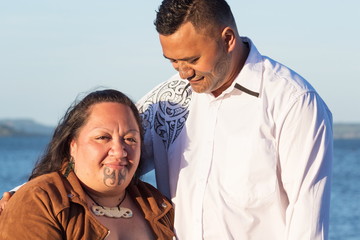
[159,22,232,97]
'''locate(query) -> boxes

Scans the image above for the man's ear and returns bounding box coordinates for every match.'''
[222,27,236,52]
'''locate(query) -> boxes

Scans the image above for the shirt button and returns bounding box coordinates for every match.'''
[161,202,167,208]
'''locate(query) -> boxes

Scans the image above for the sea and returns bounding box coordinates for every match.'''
[0,136,359,239]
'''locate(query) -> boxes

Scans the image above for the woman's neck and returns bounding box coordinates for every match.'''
[83,187,127,208]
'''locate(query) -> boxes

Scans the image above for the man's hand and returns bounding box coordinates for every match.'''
[0,192,13,215]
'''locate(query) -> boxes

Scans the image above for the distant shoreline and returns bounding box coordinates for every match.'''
[333,123,360,139]
[0,119,359,139]
[0,119,54,137]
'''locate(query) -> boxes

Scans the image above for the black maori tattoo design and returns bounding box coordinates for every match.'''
[103,167,127,186]
[138,79,192,149]
[103,167,116,186]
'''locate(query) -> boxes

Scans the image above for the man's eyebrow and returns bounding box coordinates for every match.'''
[163,54,199,62]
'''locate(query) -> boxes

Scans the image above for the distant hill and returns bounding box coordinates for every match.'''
[0,119,54,136]
[333,123,360,139]
[0,119,359,139]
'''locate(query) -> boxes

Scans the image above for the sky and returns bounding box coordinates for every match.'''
[1,0,359,126]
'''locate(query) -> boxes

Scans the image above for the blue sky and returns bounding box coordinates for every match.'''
[1,0,359,126]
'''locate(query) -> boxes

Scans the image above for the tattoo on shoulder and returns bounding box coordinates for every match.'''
[138,79,192,149]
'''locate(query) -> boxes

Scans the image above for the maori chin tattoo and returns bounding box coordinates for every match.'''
[103,167,127,187]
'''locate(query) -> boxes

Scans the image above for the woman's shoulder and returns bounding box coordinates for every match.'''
[0,172,75,239]
[13,172,71,211]
[19,172,64,194]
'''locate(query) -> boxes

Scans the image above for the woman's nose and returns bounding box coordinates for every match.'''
[109,140,127,158]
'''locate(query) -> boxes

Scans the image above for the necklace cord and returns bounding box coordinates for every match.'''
[86,191,127,209]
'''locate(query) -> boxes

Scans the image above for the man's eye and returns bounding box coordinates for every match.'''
[189,58,199,64]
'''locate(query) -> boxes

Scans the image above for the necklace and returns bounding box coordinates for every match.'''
[86,191,133,218]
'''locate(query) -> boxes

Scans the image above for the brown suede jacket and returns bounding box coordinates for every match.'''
[0,168,175,240]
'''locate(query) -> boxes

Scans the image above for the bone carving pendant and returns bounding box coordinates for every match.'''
[91,205,133,218]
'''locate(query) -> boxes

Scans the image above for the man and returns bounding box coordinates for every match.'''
[137,0,333,239]
[1,0,333,239]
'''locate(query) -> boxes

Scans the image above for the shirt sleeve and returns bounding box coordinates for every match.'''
[136,88,157,176]
[0,185,63,239]
[136,76,191,199]
[136,82,173,198]
[278,91,333,240]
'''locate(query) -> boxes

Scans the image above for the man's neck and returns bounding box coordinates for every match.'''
[211,38,250,98]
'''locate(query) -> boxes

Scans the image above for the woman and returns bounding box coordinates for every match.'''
[0,89,175,240]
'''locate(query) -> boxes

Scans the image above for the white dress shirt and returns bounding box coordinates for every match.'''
[137,37,333,240]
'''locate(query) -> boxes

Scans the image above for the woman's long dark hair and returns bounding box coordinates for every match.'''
[29,89,144,180]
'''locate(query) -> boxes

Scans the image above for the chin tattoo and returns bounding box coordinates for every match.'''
[103,167,127,187]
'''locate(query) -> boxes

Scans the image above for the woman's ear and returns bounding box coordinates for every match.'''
[222,27,236,52]
[70,139,77,158]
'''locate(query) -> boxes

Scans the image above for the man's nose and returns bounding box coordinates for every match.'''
[178,62,195,80]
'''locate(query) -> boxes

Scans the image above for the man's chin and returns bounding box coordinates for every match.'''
[189,86,206,93]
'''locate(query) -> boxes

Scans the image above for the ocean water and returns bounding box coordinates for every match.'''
[0,136,359,239]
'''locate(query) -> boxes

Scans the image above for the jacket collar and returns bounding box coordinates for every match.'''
[60,163,173,221]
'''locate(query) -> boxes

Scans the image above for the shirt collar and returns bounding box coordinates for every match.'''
[223,37,263,98]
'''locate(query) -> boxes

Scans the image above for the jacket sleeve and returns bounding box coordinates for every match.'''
[278,91,333,240]
[0,185,64,239]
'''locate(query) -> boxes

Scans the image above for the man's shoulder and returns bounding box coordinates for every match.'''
[136,75,192,149]
[136,74,192,119]
[262,56,314,94]
[137,74,191,109]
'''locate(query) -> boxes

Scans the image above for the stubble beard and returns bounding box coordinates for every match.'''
[211,51,232,93]
[192,51,231,95]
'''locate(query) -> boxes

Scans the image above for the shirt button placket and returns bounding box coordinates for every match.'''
[199,99,221,237]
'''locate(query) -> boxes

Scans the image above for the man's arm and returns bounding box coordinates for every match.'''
[279,92,333,239]
[136,75,191,198]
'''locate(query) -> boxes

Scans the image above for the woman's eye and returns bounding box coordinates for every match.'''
[96,136,111,140]
[124,137,137,143]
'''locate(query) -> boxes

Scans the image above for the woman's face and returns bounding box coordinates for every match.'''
[70,102,141,195]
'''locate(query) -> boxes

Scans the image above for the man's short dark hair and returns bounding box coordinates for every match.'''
[154,0,236,36]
